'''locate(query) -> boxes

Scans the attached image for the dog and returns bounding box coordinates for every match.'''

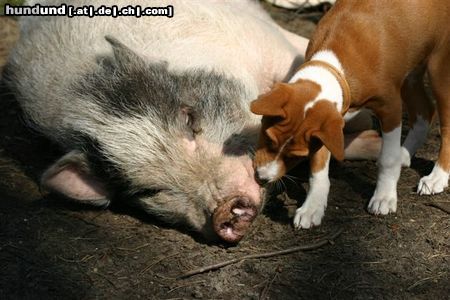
[250,0,449,229]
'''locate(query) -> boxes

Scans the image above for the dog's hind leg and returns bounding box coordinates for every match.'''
[401,65,435,167]
[402,65,435,167]
[418,49,450,195]
[347,67,434,163]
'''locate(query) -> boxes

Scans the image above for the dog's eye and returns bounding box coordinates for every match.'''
[264,131,278,150]
[269,116,284,125]
[267,140,276,150]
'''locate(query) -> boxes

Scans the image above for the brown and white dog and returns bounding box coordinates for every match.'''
[251,0,449,229]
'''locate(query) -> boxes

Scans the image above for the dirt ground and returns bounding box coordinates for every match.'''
[0,4,449,300]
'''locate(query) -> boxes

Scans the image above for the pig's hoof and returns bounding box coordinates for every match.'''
[368,194,397,215]
[417,169,449,195]
[213,197,258,243]
[293,202,325,229]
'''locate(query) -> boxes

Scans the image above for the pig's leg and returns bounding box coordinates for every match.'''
[294,147,330,229]
[343,109,381,160]
[344,109,374,133]
[343,130,381,160]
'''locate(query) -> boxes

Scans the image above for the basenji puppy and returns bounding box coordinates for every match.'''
[250,0,449,229]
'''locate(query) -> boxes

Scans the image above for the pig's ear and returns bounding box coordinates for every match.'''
[250,83,291,118]
[104,35,145,68]
[41,150,111,206]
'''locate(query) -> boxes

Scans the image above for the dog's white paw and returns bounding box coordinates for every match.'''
[417,165,449,195]
[293,201,326,229]
[368,192,397,215]
[400,147,411,167]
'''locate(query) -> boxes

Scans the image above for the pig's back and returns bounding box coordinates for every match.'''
[8,0,291,127]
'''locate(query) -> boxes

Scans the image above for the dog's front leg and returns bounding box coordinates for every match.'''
[294,147,330,229]
[368,107,402,215]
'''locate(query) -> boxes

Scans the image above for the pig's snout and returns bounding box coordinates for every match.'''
[213,197,258,243]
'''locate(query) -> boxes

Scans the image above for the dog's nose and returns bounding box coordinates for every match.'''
[255,171,269,186]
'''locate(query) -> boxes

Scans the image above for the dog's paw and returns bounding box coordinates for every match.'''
[293,201,326,229]
[368,193,397,215]
[417,166,449,195]
[400,147,411,167]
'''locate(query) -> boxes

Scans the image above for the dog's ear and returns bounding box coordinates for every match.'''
[250,83,292,118]
[311,118,345,160]
[303,100,345,160]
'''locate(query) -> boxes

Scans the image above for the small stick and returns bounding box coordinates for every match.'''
[116,243,152,252]
[178,228,344,279]
[407,276,437,291]
[93,271,118,289]
[425,202,450,215]
[167,280,205,294]
[139,252,180,276]
[62,212,101,227]
[259,266,280,300]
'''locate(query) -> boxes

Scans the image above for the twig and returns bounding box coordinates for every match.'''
[178,228,344,279]
[259,267,280,300]
[139,252,179,276]
[57,255,82,263]
[92,271,118,289]
[425,202,450,214]
[167,280,205,294]
[61,212,101,227]
[116,243,152,251]
[407,276,436,291]
[57,254,95,263]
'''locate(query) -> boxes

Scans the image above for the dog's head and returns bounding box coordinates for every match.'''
[250,80,345,183]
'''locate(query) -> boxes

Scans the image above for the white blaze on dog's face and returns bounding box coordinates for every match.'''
[250,81,345,183]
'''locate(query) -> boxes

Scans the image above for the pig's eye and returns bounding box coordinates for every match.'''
[180,105,202,136]
[185,112,193,127]
[130,188,163,198]
[186,111,202,135]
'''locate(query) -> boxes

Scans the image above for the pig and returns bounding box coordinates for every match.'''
[3,0,310,242]
[4,0,377,242]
